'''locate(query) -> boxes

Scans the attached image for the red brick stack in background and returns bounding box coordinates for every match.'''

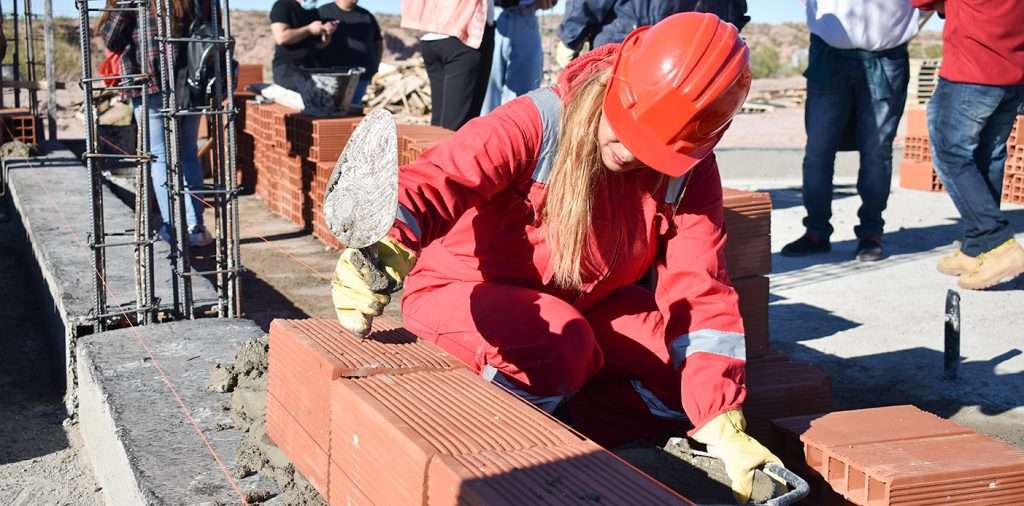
[900,109,1024,203]
[772,405,1024,505]
[898,109,943,192]
[398,124,455,165]
[1005,115,1024,204]
[234,63,264,93]
[0,108,39,145]
[267,317,694,505]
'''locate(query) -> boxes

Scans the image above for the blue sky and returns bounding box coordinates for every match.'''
[58,1,942,29]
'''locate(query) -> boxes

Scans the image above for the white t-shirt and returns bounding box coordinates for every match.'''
[804,0,920,51]
[421,0,495,41]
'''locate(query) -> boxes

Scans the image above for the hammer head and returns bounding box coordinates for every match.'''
[323,109,399,249]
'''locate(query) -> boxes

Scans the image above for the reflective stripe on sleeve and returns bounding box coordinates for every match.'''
[669,329,746,369]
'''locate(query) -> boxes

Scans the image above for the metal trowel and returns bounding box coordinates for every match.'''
[322,109,401,293]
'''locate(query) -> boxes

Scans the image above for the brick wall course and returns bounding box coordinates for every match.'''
[722,188,772,279]
[732,275,770,358]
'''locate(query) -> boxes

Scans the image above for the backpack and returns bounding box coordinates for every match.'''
[180,0,238,109]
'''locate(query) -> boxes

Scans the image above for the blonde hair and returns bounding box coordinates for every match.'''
[543,67,613,290]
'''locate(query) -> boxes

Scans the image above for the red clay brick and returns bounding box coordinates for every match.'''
[904,109,927,138]
[898,160,943,192]
[267,391,329,495]
[235,64,264,92]
[744,353,832,443]
[776,406,1024,506]
[732,275,770,358]
[330,368,692,505]
[722,188,772,279]
[426,445,693,505]
[268,317,464,488]
[328,460,375,506]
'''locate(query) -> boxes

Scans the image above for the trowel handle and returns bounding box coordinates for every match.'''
[756,463,809,506]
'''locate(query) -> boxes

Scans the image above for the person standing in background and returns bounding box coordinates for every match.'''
[270,0,336,93]
[555,0,749,67]
[318,0,383,109]
[781,0,919,262]
[480,0,557,115]
[401,0,496,130]
[914,0,1024,289]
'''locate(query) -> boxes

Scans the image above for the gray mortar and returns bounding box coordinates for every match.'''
[76,318,280,504]
[212,331,327,505]
[6,142,218,413]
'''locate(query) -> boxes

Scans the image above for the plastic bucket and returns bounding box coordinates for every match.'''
[299,66,365,116]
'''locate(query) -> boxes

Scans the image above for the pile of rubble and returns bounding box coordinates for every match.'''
[363,59,431,124]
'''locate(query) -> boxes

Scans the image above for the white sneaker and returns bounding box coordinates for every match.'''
[188,225,214,247]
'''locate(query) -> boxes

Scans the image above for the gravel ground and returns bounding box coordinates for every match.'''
[0,203,104,506]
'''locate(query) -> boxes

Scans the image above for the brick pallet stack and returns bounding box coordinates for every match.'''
[0,108,39,144]
[772,406,1024,505]
[267,318,694,505]
[1004,116,1024,204]
[286,115,365,248]
[397,124,455,165]
[900,109,1024,203]
[898,109,943,192]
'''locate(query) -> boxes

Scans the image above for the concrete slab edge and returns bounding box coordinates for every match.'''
[77,344,149,506]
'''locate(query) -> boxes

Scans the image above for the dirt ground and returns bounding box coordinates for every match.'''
[0,205,104,506]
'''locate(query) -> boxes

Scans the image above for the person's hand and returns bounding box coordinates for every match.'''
[692,410,783,504]
[307,20,324,36]
[555,42,579,68]
[935,0,945,15]
[323,20,339,36]
[331,237,417,336]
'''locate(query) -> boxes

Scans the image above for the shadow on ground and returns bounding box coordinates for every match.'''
[0,211,70,464]
[769,299,1024,420]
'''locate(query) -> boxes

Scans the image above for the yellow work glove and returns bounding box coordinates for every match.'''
[692,410,783,504]
[331,236,416,337]
[555,42,579,68]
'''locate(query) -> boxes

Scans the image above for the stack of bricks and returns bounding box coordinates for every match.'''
[267,317,694,505]
[898,109,943,192]
[900,109,1024,204]
[397,124,455,165]
[234,63,264,92]
[722,188,773,359]
[233,92,259,193]
[0,108,39,145]
[1004,115,1024,204]
[772,405,1024,505]
[286,115,365,247]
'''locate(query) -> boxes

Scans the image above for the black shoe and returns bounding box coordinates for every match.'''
[855,237,884,262]
[781,234,831,257]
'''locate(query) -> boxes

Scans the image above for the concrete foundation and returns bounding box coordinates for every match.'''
[4,142,217,411]
[76,319,278,505]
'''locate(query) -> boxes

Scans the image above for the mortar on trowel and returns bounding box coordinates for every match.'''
[616,437,808,505]
[321,109,401,309]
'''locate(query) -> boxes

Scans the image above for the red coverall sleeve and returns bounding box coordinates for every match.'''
[388,99,543,252]
[654,157,747,434]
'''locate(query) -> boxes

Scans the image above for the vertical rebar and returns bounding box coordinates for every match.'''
[76,0,106,330]
[135,0,153,324]
[21,0,37,116]
[220,0,241,317]
[43,0,55,140]
[944,289,961,380]
[12,0,20,108]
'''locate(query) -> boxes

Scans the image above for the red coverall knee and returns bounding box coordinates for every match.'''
[403,281,686,445]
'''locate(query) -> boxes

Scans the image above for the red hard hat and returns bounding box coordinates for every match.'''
[603,13,751,177]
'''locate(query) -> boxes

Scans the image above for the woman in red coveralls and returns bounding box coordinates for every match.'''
[331,13,780,503]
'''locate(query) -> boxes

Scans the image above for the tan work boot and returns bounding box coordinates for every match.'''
[958,239,1024,290]
[937,248,982,276]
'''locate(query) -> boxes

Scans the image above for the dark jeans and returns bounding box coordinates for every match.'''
[422,25,495,130]
[928,78,1024,257]
[802,35,909,240]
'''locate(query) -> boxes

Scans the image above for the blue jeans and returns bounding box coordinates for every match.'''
[480,7,542,115]
[132,95,204,231]
[928,78,1024,256]
[801,36,909,240]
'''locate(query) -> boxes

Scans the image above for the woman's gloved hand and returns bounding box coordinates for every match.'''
[331,237,416,337]
[692,410,783,504]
